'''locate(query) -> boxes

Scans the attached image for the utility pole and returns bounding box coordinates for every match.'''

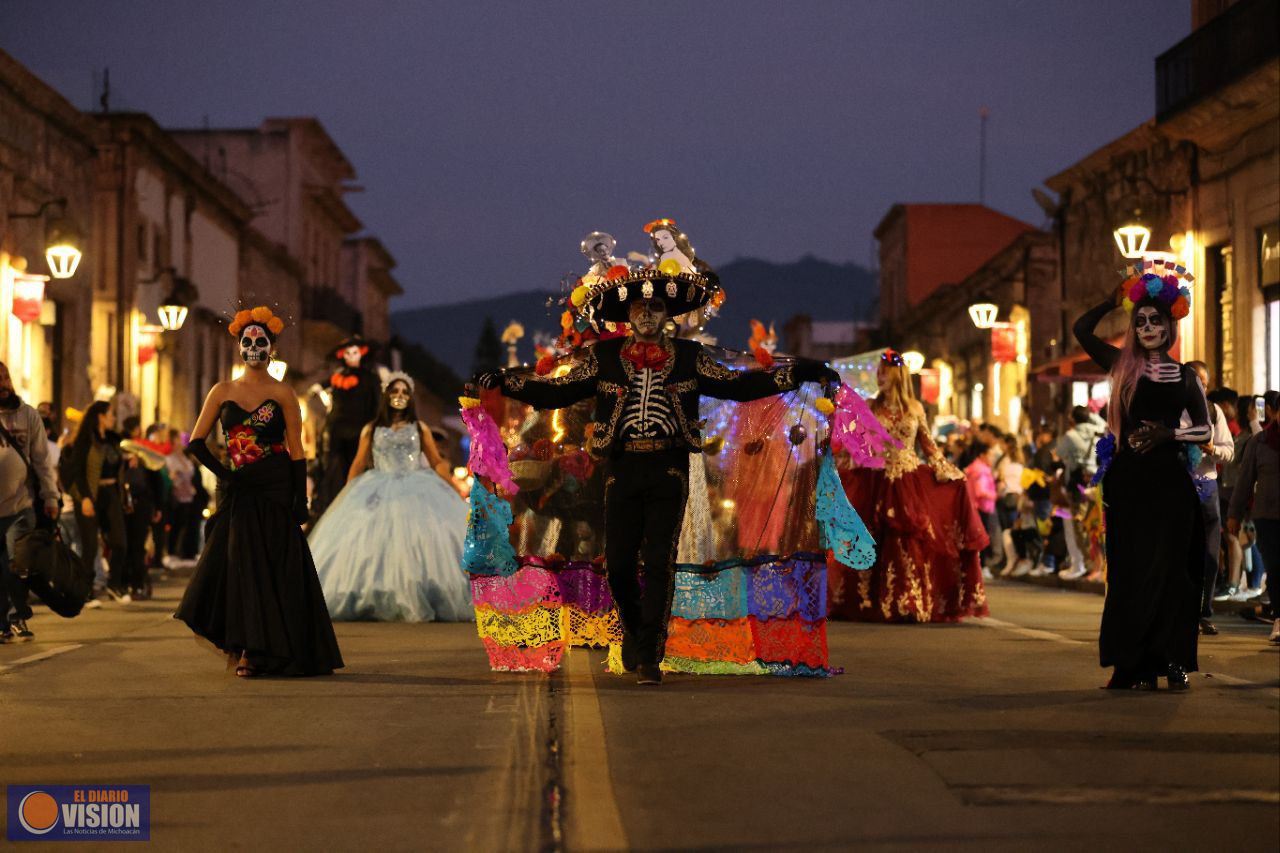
[978,106,989,205]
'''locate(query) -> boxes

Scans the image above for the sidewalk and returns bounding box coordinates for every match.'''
[1000,571,1270,617]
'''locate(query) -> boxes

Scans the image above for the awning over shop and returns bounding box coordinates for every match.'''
[1031,336,1182,383]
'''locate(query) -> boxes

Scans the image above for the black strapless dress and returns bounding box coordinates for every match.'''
[175,399,343,675]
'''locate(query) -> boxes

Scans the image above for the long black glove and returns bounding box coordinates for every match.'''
[472,370,502,391]
[289,459,310,525]
[187,437,232,481]
[794,358,841,386]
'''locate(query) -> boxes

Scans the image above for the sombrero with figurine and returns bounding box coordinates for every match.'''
[574,263,717,324]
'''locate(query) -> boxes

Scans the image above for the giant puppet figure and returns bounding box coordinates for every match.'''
[477,266,838,685]
[313,335,381,517]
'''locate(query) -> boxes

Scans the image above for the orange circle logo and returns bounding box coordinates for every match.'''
[18,791,59,834]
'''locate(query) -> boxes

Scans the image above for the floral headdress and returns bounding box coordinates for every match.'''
[880,349,906,368]
[228,305,286,339]
[381,370,414,393]
[1118,257,1194,320]
[642,217,678,234]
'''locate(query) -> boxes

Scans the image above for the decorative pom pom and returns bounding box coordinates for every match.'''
[1145,276,1164,298]
[233,309,253,326]
[1179,286,1190,299]
[657,258,683,277]
[267,317,285,335]
[458,396,481,409]
[605,265,629,281]
[535,355,555,376]
[1162,274,1178,288]
[1121,297,1135,312]
[1128,281,1147,302]
[570,285,589,307]
[250,306,273,323]
[815,397,835,416]
[1171,295,1190,320]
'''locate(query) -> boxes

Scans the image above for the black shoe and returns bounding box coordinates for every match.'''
[636,664,663,686]
[620,636,638,673]
[1166,664,1190,691]
[0,627,13,644]
[11,620,33,641]
[1199,619,1218,636]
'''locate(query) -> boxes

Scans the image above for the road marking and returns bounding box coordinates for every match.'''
[958,784,1279,806]
[972,617,1086,646]
[0,643,83,675]
[564,650,628,851]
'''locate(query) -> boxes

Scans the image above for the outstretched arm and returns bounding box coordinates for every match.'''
[478,350,599,410]
[1073,297,1121,371]
[695,351,837,402]
[418,422,453,480]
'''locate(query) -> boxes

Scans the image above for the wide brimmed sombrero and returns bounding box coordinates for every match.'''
[332,335,372,359]
[583,267,715,323]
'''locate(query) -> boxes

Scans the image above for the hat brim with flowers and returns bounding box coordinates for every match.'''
[1118,257,1194,321]
[574,266,718,324]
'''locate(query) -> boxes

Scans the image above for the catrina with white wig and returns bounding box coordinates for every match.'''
[309,371,473,623]
[1073,259,1212,692]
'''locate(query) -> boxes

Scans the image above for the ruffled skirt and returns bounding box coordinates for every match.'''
[828,465,989,622]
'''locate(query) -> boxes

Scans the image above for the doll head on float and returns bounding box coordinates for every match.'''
[643,218,696,272]
[228,306,286,370]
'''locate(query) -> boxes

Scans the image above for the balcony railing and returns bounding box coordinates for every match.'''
[302,284,363,333]
[1156,0,1280,121]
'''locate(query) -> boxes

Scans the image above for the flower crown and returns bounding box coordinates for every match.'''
[228,306,286,338]
[642,217,678,234]
[382,370,414,393]
[1119,257,1194,320]
[881,349,906,367]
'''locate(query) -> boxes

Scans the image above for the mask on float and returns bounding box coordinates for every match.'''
[1133,305,1171,352]
[239,325,273,367]
[341,345,363,369]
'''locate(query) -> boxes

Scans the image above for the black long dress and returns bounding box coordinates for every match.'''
[176,399,343,676]
[1074,300,1210,677]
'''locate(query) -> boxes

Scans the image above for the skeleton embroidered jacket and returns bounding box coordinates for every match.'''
[498,336,803,457]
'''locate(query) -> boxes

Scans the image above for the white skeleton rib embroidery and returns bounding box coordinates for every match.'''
[621,368,678,438]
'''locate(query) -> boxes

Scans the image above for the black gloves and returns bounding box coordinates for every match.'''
[794,358,841,386]
[187,437,233,481]
[289,459,310,525]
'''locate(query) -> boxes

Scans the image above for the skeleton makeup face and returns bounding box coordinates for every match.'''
[341,345,363,368]
[628,298,667,339]
[387,380,412,411]
[239,324,273,368]
[1133,306,1169,351]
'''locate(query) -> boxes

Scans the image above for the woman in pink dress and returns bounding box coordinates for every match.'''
[828,350,989,622]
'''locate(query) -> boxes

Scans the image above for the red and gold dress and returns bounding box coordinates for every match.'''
[827,404,989,622]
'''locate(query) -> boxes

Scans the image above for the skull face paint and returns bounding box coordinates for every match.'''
[1133,307,1169,351]
[239,325,272,367]
[387,380,412,411]
[341,345,363,368]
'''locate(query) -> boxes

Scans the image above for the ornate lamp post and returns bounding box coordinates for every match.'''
[968,302,998,329]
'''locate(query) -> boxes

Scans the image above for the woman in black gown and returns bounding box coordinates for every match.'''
[1073,266,1211,690]
[175,307,343,677]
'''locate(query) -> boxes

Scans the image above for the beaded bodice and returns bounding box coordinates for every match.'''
[876,406,923,481]
[372,424,421,474]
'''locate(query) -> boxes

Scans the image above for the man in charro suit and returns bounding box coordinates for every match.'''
[476,267,837,685]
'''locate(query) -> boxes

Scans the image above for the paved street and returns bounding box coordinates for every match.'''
[2,577,1277,852]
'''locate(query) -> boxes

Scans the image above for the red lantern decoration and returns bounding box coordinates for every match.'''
[11,274,45,324]
[918,369,940,405]
[991,323,1017,364]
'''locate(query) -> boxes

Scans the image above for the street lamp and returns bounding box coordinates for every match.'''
[6,197,82,280]
[901,350,925,374]
[157,303,189,331]
[1113,208,1151,259]
[156,273,196,331]
[968,303,998,329]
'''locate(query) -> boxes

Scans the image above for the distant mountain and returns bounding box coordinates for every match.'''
[392,255,876,377]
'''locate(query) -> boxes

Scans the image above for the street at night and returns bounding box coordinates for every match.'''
[2,577,1276,851]
[2,1,1279,850]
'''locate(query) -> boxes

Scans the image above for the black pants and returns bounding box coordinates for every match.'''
[315,433,360,516]
[167,501,200,558]
[124,502,154,592]
[603,450,689,666]
[76,485,127,593]
[1200,488,1222,618]
[0,510,37,627]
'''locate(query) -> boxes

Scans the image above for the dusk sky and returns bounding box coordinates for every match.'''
[4,1,1189,308]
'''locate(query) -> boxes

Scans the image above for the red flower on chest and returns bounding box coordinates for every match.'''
[330,372,360,390]
[622,341,668,371]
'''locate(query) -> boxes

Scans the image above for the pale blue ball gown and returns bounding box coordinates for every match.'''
[310,423,473,621]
